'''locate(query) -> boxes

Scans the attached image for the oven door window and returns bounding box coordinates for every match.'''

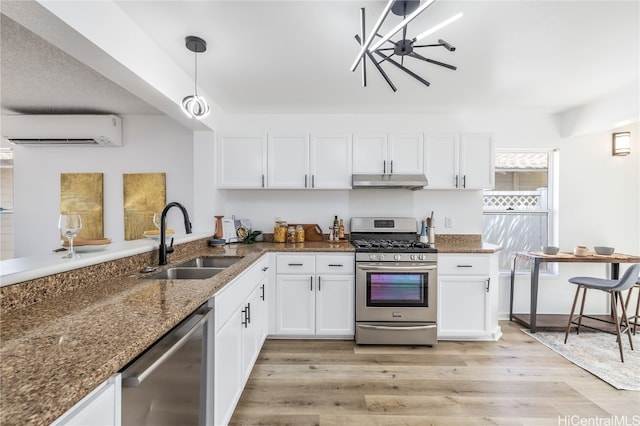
[366,272,428,307]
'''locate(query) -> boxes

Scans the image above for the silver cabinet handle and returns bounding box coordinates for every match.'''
[390,160,393,174]
[310,276,313,291]
[455,175,459,188]
[463,175,466,188]
[486,277,491,292]
[358,265,436,272]
[246,302,251,324]
[121,306,213,387]
[312,175,315,188]
[261,174,265,188]
[318,276,321,291]
[328,264,344,267]
[288,263,303,266]
[358,324,437,331]
[241,306,248,328]
[383,160,386,174]
[260,284,265,300]
[305,174,308,188]
[457,265,473,268]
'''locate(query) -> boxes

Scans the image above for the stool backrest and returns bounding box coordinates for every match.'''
[614,264,640,292]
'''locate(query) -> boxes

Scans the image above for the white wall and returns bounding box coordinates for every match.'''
[12,114,194,257]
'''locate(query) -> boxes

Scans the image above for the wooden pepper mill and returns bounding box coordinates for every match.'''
[214,215,224,239]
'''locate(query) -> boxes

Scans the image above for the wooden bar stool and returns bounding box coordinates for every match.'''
[564,264,640,362]
[625,279,640,335]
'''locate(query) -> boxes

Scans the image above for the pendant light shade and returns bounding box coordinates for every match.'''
[181,36,210,120]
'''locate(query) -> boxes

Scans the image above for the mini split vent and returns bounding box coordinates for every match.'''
[1,115,123,147]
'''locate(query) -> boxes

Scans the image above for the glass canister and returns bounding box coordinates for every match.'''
[295,224,305,243]
[274,221,287,243]
[286,226,296,243]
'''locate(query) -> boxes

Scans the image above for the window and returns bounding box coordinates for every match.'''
[483,151,557,272]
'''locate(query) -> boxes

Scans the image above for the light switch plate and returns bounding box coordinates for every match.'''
[445,217,453,228]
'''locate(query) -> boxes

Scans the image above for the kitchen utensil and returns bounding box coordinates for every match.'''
[594,246,615,255]
[541,246,559,255]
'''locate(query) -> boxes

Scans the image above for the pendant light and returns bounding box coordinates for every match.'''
[181,36,210,120]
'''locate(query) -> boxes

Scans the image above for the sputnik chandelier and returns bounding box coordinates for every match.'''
[351,0,461,92]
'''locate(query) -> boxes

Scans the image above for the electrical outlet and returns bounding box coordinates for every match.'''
[445,217,453,228]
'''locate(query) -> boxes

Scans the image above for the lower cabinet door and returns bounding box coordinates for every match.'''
[315,274,355,336]
[275,274,315,335]
[52,374,121,426]
[214,309,243,426]
[241,287,261,381]
[438,275,490,338]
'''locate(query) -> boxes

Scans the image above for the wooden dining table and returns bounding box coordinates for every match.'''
[509,251,640,332]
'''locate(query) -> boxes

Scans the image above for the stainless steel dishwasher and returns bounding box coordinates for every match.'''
[121,303,214,425]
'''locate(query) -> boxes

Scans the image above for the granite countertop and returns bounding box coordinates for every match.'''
[0,241,353,426]
[0,237,499,425]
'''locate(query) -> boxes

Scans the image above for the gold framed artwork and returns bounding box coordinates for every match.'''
[123,173,166,240]
[60,173,104,239]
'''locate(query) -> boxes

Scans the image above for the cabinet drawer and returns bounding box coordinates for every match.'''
[276,255,315,274]
[438,254,490,276]
[316,254,354,274]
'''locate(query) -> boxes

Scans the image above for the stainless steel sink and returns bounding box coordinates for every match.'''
[149,267,224,280]
[177,256,242,268]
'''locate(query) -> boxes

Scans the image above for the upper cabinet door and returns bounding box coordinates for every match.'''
[218,135,268,189]
[268,134,310,189]
[388,134,424,174]
[352,134,388,174]
[425,134,459,189]
[460,134,495,190]
[309,134,352,189]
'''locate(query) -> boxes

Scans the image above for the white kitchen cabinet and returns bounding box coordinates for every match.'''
[268,134,310,188]
[425,133,494,189]
[214,255,269,426]
[437,253,501,341]
[52,374,121,426]
[310,134,353,189]
[353,134,424,175]
[269,133,353,189]
[275,253,354,337]
[218,135,268,189]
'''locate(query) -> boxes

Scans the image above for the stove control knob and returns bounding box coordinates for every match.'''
[418,254,425,261]
[394,254,402,261]
[410,254,417,261]
[378,254,385,261]
[369,254,377,261]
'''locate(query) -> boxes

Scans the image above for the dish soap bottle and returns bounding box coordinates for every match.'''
[338,218,345,240]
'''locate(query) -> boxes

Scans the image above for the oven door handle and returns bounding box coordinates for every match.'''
[357,265,437,272]
[358,324,437,331]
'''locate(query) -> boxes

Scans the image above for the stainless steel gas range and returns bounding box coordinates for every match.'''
[351,217,438,346]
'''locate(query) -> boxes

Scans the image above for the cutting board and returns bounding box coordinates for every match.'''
[289,224,324,241]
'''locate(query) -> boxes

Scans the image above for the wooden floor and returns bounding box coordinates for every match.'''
[231,321,639,425]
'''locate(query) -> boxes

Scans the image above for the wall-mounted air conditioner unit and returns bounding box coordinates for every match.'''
[1,114,123,146]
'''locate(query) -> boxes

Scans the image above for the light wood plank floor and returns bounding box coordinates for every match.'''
[231,321,639,425]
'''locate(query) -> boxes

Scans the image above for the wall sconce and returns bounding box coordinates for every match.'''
[612,132,631,156]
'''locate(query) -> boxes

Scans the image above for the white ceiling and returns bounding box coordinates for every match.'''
[1,0,639,118]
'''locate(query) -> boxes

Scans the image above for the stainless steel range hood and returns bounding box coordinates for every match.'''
[351,174,428,190]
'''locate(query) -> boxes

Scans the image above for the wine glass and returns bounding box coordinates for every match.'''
[152,212,164,231]
[59,214,82,259]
